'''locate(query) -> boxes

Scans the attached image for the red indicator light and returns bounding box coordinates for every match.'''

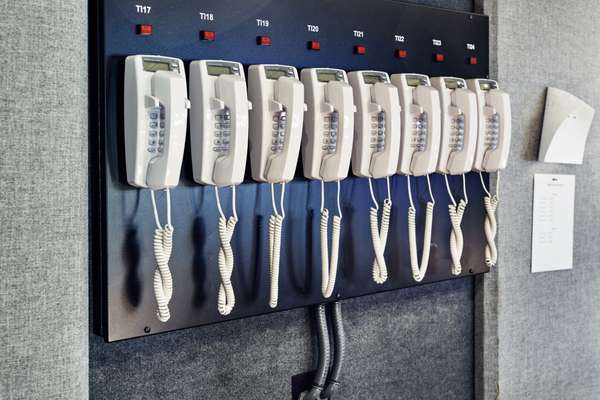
[137,24,153,36]
[257,36,272,46]
[435,53,445,62]
[308,40,321,51]
[200,30,216,41]
[469,56,478,65]
[354,45,366,55]
[396,49,408,59]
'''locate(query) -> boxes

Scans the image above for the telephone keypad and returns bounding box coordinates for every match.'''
[271,110,286,153]
[213,108,232,154]
[485,113,500,150]
[413,112,428,152]
[147,106,166,154]
[322,111,339,154]
[450,113,466,152]
[370,111,386,152]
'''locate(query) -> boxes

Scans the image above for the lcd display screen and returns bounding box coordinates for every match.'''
[207,65,234,76]
[265,68,289,80]
[479,80,497,91]
[406,76,426,87]
[445,78,465,90]
[363,73,386,84]
[317,71,341,82]
[143,60,172,72]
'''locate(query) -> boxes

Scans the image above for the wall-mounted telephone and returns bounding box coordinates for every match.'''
[431,76,478,275]
[190,60,253,316]
[301,68,355,298]
[124,55,190,322]
[248,64,306,308]
[467,78,512,268]
[391,73,441,282]
[348,70,401,284]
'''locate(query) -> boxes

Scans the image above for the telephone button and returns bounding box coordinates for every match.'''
[150,122,158,128]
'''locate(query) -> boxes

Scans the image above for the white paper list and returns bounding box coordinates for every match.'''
[531,174,575,273]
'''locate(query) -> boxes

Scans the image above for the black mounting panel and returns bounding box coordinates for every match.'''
[91,0,490,342]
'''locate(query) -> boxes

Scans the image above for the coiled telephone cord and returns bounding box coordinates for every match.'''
[268,182,286,308]
[480,171,499,267]
[215,186,238,316]
[445,174,469,276]
[320,180,342,299]
[407,175,435,282]
[368,177,392,284]
[150,189,174,323]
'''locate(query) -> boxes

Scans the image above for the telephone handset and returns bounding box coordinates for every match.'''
[301,68,355,183]
[467,79,512,269]
[124,55,191,323]
[190,60,251,187]
[301,68,356,298]
[124,55,190,189]
[467,79,512,173]
[391,73,441,282]
[431,76,478,276]
[348,70,401,284]
[249,64,305,183]
[248,64,306,308]
[190,60,253,316]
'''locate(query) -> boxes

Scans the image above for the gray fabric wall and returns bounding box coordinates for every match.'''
[492,0,600,398]
[0,1,89,399]
[90,1,477,399]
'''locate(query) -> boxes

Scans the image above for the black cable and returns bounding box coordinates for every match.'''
[322,301,345,399]
[301,304,331,400]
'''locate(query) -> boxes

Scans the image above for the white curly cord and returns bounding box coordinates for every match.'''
[268,183,285,308]
[150,189,174,323]
[445,174,468,276]
[320,180,342,298]
[215,186,238,316]
[407,175,435,282]
[480,171,499,268]
[368,177,392,284]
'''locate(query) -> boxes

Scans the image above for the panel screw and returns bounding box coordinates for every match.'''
[144,326,151,334]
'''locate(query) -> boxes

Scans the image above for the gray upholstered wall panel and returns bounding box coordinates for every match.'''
[0,1,89,399]
[492,0,600,398]
[90,1,477,399]
[91,279,474,400]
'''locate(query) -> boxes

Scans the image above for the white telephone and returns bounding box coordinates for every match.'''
[124,55,191,323]
[391,73,441,282]
[248,64,306,308]
[467,78,512,268]
[348,70,401,284]
[431,76,478,275]
[189,60,253,316]
[301,68,355,298]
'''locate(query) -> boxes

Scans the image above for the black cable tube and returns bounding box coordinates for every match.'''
[322,301,345,399]
[301,304,331,400]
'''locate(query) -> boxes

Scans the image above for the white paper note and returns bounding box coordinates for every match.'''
[531,174,575,273]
